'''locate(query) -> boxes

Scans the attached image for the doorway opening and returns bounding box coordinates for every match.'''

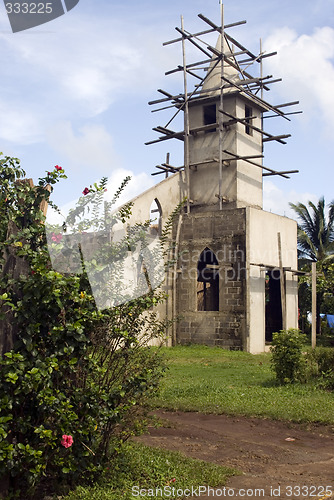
[265,269,282,342]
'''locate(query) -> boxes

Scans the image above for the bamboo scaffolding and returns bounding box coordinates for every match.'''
[222,150,296,179]
[218,0,224,210]
[163,20,246,46]
[264,111,303,119]
[181,15,191,214]
[263,169,299,177]
[165,57,219,75]
[146,7,300,181]
[175,26,212,58]
[220,109,290,144]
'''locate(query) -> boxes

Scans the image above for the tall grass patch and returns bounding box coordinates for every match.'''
[64,442,238,500]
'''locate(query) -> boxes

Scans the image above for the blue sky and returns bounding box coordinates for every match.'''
[0,0,333,219]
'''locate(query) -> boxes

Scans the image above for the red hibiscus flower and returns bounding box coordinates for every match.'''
[61,434,73,448]
[82,187,90,195]
[51,233,63,243]
[55,165,63,171]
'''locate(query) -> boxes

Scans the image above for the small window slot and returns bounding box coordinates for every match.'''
[245,105,253,135]
[203,104,217,133]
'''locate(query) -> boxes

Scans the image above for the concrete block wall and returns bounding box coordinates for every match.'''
[175,208,247,349]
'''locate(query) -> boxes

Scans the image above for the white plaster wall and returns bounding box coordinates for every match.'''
[235,98,263,209]
[188,97,238,207]
[126,172,182,226]
[188,95,264,209]
[118,173,183,347]
[246,207,298,353]
[247,264,266,354]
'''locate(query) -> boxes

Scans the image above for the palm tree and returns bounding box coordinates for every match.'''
[290,197,334,263]
[289,197,334,333]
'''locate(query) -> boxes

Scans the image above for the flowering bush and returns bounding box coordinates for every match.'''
[61,435,74,449]
[0,155,169,498]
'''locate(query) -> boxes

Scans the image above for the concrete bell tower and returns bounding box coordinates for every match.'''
[187,36,264,212]
[142,9,299,353]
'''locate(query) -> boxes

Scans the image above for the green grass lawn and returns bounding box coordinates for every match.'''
[63,442,237,500]
[150,344,334,424]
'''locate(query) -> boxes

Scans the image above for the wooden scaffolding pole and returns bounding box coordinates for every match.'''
[146,8,301,182]
[172,213,183,346]
[277,233,287,330]
[181,15,190,214]
[312,262,317,349]
[218,0,224,210]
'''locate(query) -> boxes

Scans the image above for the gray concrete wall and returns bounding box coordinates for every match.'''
[175,209,247,350]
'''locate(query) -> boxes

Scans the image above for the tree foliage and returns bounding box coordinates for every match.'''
[289,197,334,264]
[290,197,334,334]
[0,155,169,498]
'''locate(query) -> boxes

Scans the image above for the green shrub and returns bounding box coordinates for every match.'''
[305,346,334,390]
[270,329,307,384]
[0,155,170,498]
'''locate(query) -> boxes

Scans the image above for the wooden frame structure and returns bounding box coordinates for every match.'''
[146,2,301,211]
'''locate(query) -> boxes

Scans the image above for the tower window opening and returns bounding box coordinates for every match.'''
[245,105,253,135]
[203,104,217,133]
[197,247,219,311]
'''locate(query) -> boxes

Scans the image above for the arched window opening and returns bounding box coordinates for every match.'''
[197,247,219,311]
[149,198,162,236]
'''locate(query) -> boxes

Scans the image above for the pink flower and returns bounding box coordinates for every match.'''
[51,232,63,243]
[61,434,73,448]
[82,187,90,195]
[55,165,63,171]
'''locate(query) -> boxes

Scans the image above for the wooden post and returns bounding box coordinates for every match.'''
[181,16,190,214]
[277,232,286,330]
[218,0,224,210]
[312,261,316,349]
[165,152,170,179]
[172,213,183,346]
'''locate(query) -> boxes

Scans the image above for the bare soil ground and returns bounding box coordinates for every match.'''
[135,410,334,499]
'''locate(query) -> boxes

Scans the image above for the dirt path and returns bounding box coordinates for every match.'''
[136,410,334,499]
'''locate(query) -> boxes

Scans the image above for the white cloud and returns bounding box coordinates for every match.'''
[105,169,154,208]
[263,180,319,219]
[0,10,177,148]
[0,99,43,144]
[263,26,334,135]
[46,121,120,171]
